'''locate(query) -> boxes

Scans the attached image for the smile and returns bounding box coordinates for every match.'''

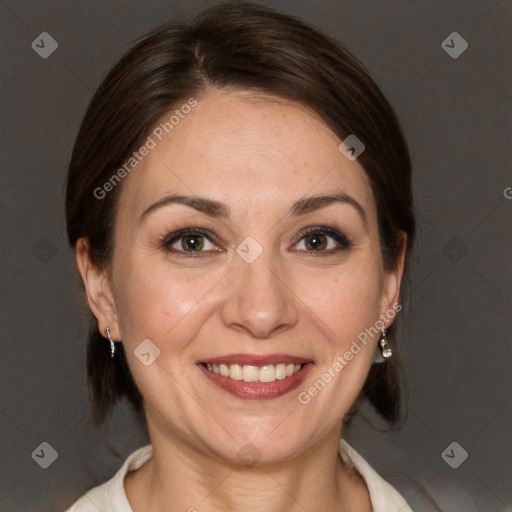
[198,357,314,400]
[204,362,302,382]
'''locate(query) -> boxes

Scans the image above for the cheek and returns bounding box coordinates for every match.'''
[112,253,222,346]
[300,261,383,341]
[294,264,383,412]
[111,252,167,341]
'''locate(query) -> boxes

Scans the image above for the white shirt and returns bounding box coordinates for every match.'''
[65,439,413,511]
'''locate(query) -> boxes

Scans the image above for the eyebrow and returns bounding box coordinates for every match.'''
[289,192,367,225]
[139,191,367,225]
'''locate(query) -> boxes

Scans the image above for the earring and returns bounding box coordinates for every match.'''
[105,327,116,358]
[378,326,392,359]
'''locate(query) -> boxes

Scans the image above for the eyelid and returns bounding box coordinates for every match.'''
[161,227,223,253]
[160,225,352,256]
[293,225,352,250]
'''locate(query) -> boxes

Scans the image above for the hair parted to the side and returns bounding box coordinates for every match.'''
[66,2,415,426]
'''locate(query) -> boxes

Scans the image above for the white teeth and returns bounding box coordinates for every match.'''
[242,365,259,382]
[275,363,287,380]
[259,365,275,383]
[219,363,230,377]
[229,364,243,381]
[204,362,303,382]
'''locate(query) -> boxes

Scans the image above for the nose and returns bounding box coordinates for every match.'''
[220,248,299,339]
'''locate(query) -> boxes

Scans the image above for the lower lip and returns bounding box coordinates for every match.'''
[198,363,314,400]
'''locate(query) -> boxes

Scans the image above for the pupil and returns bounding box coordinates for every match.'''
[184,235,203,251]
[307,233,326,250]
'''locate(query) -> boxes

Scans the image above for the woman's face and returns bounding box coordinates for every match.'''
[86,89,404,464]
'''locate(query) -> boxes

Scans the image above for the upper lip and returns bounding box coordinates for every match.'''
[200,354,313,366]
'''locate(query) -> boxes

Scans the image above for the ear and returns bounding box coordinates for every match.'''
[379,232,408,325]
[75,237,121,340]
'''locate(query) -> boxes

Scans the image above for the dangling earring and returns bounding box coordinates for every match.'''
[105,327,116,358]
[378,326,392,359]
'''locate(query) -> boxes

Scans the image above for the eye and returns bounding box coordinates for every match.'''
[160,226,351,257]
[161,228,221,256]
[294,226,351,253]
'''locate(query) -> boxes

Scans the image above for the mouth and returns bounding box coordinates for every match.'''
[197,354,313,400]
[202,362,303,382]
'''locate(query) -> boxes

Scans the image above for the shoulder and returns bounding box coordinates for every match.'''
[339,439,414,512]
[63,445,153,512]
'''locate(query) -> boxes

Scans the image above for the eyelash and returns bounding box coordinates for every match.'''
[160,226,352,258]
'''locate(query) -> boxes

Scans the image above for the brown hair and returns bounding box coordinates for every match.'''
[66,2,415,426]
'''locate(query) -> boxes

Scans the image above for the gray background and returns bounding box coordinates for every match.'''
[1,0,511,511]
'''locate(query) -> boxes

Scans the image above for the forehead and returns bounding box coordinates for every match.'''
[118,89,375,219]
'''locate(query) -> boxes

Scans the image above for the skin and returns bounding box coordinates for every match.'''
[76,89,406,512]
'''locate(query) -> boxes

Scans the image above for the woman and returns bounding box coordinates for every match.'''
[65,3,415,511]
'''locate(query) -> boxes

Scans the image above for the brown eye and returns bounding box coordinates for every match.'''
[161,228,221,256]
[295,226,351,253]
[181,235,205,251]
[304,233,328,251]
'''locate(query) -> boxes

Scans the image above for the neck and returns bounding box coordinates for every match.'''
[125,421,371,512]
